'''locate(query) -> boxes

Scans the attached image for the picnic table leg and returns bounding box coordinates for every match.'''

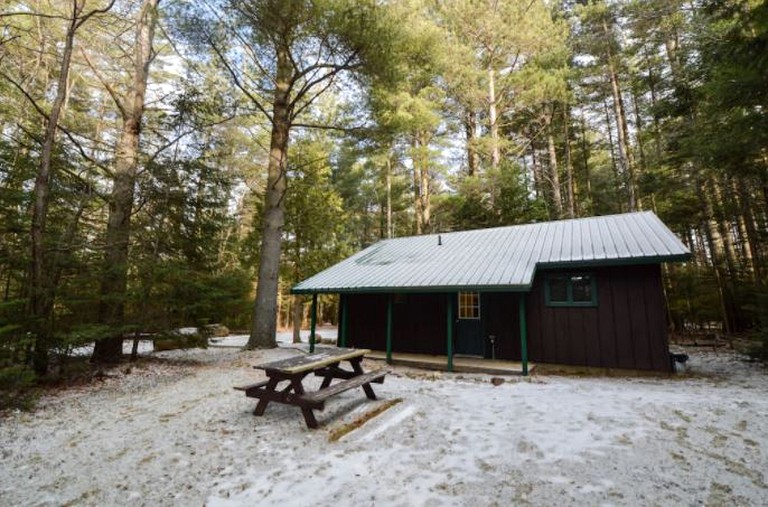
[253,377,279,416]
[350,357,377,400]
[319,361,341,389]
[290,377,319,429]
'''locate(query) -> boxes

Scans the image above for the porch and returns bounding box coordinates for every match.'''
[365,350,534,376]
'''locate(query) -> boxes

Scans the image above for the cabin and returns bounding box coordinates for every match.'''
[292,212,690,374]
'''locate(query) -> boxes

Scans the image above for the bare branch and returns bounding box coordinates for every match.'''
[205,32,274,123]
[74,0,117,30]
[79,48,127,118]
[146,112,239,164]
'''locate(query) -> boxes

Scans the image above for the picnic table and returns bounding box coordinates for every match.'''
[235,347,388,428]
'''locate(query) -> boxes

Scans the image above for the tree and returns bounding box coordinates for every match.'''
[1,1,115,373]
[91,0,161,363]
[179,0,397,348]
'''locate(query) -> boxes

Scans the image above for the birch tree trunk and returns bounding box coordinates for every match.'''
[92,0,159,363]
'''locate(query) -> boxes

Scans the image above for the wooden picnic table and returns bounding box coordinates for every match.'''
[235,347,388,429]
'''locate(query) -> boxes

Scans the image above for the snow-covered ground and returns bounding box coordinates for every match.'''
[1,340,766,506]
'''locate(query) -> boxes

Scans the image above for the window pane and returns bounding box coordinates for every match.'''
[548,277,568,302]
[458,291,480,319]
[571,275,593,302]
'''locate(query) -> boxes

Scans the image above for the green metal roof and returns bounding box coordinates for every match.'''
[292,211,690,294]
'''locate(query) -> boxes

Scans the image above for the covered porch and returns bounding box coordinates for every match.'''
[304,291,531,376]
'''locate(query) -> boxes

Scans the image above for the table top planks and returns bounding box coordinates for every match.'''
[254,347,371,375]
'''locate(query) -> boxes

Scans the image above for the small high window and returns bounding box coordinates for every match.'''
[458,291,480,319]
[545,274,597,307]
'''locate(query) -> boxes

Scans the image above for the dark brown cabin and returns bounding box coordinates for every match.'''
[293,212,690,373]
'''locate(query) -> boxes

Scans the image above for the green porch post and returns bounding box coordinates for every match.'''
[446,293,454,372]
[519,295,528,376]
[339,294,348,348]
[309,293,318,353]
[385,295,393,363]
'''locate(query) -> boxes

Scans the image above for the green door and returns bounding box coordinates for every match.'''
[455,292,484,356]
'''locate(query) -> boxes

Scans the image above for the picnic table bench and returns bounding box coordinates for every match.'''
[234,347,388,428]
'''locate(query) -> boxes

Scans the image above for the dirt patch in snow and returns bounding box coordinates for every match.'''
[1,346,766,506]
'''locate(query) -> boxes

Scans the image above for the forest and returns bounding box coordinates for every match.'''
[1,0,766,391]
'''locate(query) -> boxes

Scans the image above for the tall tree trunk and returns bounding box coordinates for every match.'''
[292,295,302,343]
[711,177,740,280]
[544,106,563,218]
[563,106,576,219]
[419,132,431,233]
[602,98,621,204]
[246,44,293,349]
[734,177,761,277]
[29,0,114,375]
[603,18,637,211]
[580,113,592,213]
[699,176,735,334]
[412,135,423,235]
[530,140,543,201]
[30,1,83,375]
[92,0,159,363]
[488,66,500,169]
[642,44,663,163]
[465,109,480,176]
[386,151,393,239]
[630,86,646,210]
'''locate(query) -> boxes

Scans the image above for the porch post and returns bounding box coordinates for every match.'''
[309,293,318,353]
[339,294,348,348]
[519,295,528,376]
[385,295,393,364]
[446,293,454,372]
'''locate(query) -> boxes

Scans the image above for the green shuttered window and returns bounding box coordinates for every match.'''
[545,274,598,307]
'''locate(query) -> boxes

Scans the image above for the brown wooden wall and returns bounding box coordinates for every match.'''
[343,263,671,371]
[346,293,448,354]
[482,292,521,360]
[527,264,671,372]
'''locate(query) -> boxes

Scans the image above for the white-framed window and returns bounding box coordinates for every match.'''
[458,291,480,319]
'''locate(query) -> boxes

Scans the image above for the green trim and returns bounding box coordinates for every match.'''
[309,293,318,353]
[385,295,393,364]
[544,273,598,307]
[537,254,690,270]
[519,296,528,376]
[340,294,348,348]
[446,293,454,372]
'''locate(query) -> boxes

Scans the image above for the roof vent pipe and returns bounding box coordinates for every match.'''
[438,235,442,246]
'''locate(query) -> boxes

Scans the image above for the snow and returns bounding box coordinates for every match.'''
[1,341,767,506]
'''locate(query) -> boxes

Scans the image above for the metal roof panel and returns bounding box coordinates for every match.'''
[292,211,690,293]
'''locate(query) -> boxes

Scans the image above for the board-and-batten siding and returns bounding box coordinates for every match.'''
[527,264,670,371]
[344,264,671,372]
[346,293,448,355]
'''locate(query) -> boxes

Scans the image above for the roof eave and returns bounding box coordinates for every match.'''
[290,253,691,295]
[291,283,533,295]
